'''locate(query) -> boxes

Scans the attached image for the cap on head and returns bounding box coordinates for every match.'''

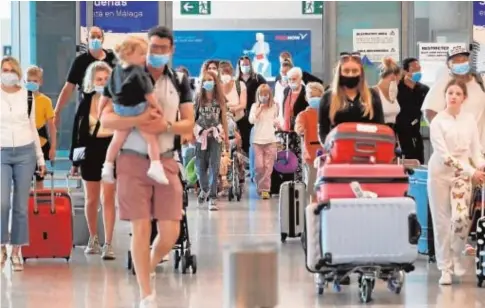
[447,46,470,61]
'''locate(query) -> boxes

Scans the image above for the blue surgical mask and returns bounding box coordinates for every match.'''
[1,72,19,86]
[147,53,170,69]
[25,81,40,92]
[451,62,470,75]
[308,97,321,109]
[94,85,104,94]
[89,39,102,51]
[290,82,299,91]
[202,80,214,91]
[240,65,251,74]
[411,72,422,82]
[281,76,288,83]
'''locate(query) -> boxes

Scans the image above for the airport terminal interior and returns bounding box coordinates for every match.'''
[1,1,485,307]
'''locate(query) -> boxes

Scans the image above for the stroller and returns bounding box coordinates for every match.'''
[127,162,197,275]
[227,146,246,201]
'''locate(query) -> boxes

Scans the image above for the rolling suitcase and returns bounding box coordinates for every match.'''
[307,197,419,269]
[324,122,396,164]
[315,164,410,202]
[476,186,485,288]
[23,172,73,261]
[279,181,306,243]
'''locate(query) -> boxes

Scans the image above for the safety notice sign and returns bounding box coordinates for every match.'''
[418,42,467,62]
[352,28,400,63]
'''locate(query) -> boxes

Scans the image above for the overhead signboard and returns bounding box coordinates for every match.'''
[180,1,211,15]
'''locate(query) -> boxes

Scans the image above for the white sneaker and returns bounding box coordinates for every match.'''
[197,191,208,207]
[140,293,157,308]
[439,271,452,285]
[453,256,467,277]
[101,162,115,183]
[209,198,219,211]
[85,235,101,255]
[147,161,169,185]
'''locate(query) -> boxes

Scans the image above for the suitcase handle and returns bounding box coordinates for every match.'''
[408,213,421,245]
[354,141,377,154]
[32,171,55,214]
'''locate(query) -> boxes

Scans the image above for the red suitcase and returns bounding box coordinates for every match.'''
[324,122,396,164]
[315,163,409,202]
[23,173,73,261]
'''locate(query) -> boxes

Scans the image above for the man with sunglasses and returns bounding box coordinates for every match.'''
[54,26,116,127]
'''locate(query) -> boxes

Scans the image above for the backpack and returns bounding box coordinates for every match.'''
[27,91,33,117]
[472,72,485,93]
[168,68,184,101]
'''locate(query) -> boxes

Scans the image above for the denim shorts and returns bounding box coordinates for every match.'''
[113,102,147,117]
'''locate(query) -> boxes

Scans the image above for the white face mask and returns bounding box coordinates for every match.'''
[1,72,19,86]
[221,74,232,84]
[389,81,398,101]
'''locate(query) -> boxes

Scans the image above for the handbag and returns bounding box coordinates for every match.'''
[72,120,101,164]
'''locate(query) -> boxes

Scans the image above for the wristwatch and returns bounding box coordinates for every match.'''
[166,120,173,133]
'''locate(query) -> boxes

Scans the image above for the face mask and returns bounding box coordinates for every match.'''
[259,95,269,104]
[339,75,360,89]
[308,97,321,109]
[89,38,102,51]
[290,82,299,91]
[411,72,422,82]
[221,74,232,84]
[1,72,19,86]
[451,62,470,75]
[94,85,104,94]
[281,75,288,83]
[147,53,170,69]
[240,65,251,74]
[389,81,398,101]
[202,80,214,92]
[25,81,39,92]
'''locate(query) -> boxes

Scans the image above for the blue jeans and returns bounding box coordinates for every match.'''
[113,102,147,117]
[195,137,221,199]
[1,143,37,245]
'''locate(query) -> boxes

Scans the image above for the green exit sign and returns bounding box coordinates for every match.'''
[181,1,211,15]
[302,1,323,15]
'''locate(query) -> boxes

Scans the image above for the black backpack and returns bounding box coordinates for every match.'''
[473,72,485,92]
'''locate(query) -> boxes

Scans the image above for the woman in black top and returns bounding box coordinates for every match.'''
[318,52,385,144]
[235,55,267,154]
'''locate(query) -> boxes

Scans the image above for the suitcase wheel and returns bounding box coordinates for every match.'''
[387,270,405,294]
[280,233,287,243]
[228,187,234,202]
[317,286,324,295]
[478,278,483,288]
[181,251,197,274]
[65,257,70,262]
[332,283,341,293]
[359,278,375,303]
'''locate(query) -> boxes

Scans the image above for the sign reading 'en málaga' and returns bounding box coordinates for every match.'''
[181,1,211,15]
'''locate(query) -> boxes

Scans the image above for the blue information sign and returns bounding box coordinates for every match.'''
[80,1,159,32]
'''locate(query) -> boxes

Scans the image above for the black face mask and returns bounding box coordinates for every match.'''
[339,75,360,88]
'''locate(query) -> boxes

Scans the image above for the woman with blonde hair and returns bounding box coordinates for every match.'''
[1,56,46,271]
[318,52,385,144]
[375,57,401,131]
[69,60,116,260]
[249,84,279,199]
[194,70,229,210]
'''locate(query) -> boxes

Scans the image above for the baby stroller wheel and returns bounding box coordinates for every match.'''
[228,187,234,201]
[174,250,181,270]
[191,255,197,274]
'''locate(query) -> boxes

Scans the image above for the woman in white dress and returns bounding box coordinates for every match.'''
[428,78,485,285]
[375,57,401,132]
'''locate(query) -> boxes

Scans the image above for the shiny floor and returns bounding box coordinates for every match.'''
[1,182,484,308]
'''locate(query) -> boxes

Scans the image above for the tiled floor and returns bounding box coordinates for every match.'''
[1,183,484,308]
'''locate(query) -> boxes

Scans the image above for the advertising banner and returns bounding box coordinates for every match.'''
[352,28,400,63]
[473,1,485,73]
[173,30,311,79]
[79,1,158,48]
